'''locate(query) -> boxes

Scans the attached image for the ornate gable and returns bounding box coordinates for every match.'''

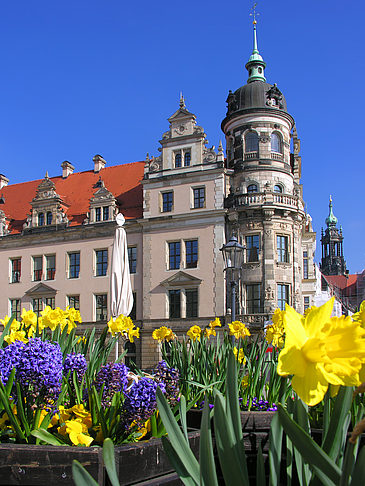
[85,178,117,224]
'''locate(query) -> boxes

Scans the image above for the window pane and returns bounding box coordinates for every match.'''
[277,236,289,263]
[10,299,21,320]
[11,258,21,283]
[303,251,308,279]
[162,192,173,212]
[45,297,55,309]
[186,289,198,318]
[246,235,260,262]
[95,294,107,321]
[46,255,56,280]
[38,213,44,226]
[184,152,191,167]
[46,212,53,225]
[185,240,198,268]
[95,207,101,222]
[278,284,289,310]
[247,184,258,193]
[169,242,181,270]
[169,290,181,318]
[33,256,43,281]
[128,247,137,274]
[246,284,261,313]
[69,252,80,279]
[103,206,109,221]
[193,187,205,209]
[271,133,281,153]
[68,295,80,310]
[273,185,282,193]
[96,250,108,276]
[245,132,258,152]
[33,298,43,317]
[175,153,182,168]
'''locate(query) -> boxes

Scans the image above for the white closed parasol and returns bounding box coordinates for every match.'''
[110,213,133,358]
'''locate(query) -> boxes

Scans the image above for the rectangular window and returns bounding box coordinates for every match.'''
[277,236,289,263]
[246,235,260,262]
[186,289,198,318]
[68,295,80,310]
[95,249,108,277]
[69,252,80,279]
[33,256,43,281]
[128,247,137,274]
[169,242,181,270]
[162,192,173,212]
[10,299,21,320]
[193,187,205,209]
[303,251,308,279]
[11,258,21,283]
[95,294,107,321]
[304,296,310,311]
[45,297,55,309]
[278,284,290,311]
[169,290,181,318]
[95,207,101,222]
[103,206,109,221]
[185,240,198,268]
[33,298,43,317]
[46,255,56,280]
[246,284,261,314]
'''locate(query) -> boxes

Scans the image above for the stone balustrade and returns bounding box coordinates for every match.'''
[234,191,304,211]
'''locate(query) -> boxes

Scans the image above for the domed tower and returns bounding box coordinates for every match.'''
[222,16,309,321]
[320,196,347,276]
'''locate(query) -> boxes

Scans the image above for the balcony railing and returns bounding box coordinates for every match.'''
[244,152,258,160]
[234,191,304,211]
[271,152,284,161]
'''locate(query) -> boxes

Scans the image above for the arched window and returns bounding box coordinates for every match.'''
[274,185,282,193]
[184,151,191,167]
[271,132,282,153]
[175,153,182,168]
[38,213,44,226]
[245,132,258,153]
[247,184,258,193]
[46,212,52,225]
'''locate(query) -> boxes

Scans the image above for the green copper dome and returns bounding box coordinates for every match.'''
[325,196,338,227]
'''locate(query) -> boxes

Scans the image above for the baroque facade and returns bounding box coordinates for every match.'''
[0,23,316,367]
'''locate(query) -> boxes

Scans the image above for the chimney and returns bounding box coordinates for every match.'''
[0,174,9,189]
[93,154,106,173]
[61,161,75,178]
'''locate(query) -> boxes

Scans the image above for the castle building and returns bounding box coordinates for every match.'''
[0,21,316,367]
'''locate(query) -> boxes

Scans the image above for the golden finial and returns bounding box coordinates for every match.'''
[250,3,259,25]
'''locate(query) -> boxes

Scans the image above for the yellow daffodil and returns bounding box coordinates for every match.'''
[0,315,21,331]
[209,318,221,329]
[21,309,38,328]
[241,375,249,389]
[233,346,246,364]
[352,301,365,328]
[228,321,251,339]
[187,325,202,342]
[58,405,71,423]
[266,310,285,348]
[128,326,140,343]
[65,420,93,447]
[4,329,28,344]
[152,326,175,342]
[277,297,365,406]
[65,307,82,325]
[205,327,216,339]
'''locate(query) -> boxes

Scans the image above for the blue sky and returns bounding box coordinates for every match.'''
[1,0,364,273]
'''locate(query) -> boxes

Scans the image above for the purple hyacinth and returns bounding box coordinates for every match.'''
[123,377,161,427]
[63,353,87,382]
[1,338,63,411]
[93,362,129,408]
[153,361,180,407]
[0,340,26,385]
[243,397,277,412]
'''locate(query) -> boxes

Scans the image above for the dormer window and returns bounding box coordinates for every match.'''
[245,132,259,153]
[271,132,282,153]
[95,207,101,222]
[175,153,182,168]
[247,184,258,193]
[46,212,52,225]
[184,151,191,167]
[38,213,45,226]
[87,179,116,225]
[103,207,109,221]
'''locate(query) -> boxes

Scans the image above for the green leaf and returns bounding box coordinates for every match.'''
[156,388,200,484]
[349,445,365,486]
[102,438,120,486]
[0,385,26,441]
[31,428,65,446]
[277,404,340,486]
[179,395,188,442]
[161,437,198,486]
[339,441,356,486]
[199,400,218,486]
[72,460,99,486]
[4,368,16,398]
[256,444,266,486]
[269,411,284,486]
[15,383,31,436]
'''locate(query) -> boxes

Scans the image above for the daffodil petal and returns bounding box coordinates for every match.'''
[283,305,307,349]
[292,364,328,406]
[305,297,334,336]
[278,346,307,377]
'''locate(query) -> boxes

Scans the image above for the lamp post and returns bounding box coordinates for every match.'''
[220,235,245,322]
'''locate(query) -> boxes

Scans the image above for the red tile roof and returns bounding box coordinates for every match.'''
[324,274,359,290]
[1,162,145,234]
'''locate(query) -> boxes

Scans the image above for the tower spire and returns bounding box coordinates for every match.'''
[325,195,338,227]
[246,3,266,83]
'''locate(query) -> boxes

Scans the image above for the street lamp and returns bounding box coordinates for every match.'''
[220,235,245,321]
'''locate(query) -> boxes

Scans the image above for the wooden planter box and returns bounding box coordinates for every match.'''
[0,430,200,486]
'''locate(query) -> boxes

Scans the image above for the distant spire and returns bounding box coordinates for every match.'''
[245,3,266,83]
[325,195,338,227]
[45,171,49,179]
[179,92,186,108]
